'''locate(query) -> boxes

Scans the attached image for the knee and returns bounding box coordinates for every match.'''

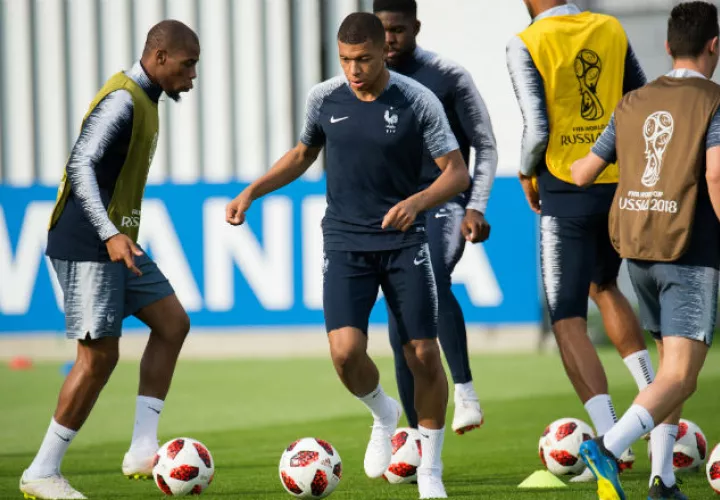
[78,344,119,379]
[157,311,191,343]
[407,340,442,374]
[589,280,617,302]
[330,342,364,372]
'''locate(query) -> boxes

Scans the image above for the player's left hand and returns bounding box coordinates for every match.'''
[382,199,419,232]
[226,193,252,225]
[461,209,491,243]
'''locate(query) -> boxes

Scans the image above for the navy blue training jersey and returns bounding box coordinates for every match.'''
[301,72,459,251]
[390,47,497,214]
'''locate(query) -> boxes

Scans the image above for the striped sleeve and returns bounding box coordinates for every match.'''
[591,114,617,164]
[506,35,549,177]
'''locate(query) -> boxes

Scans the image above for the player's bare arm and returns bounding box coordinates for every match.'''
[226,142,322,226]
[382,149,469,231]
[706,145,720,221]
[571,152,610,188]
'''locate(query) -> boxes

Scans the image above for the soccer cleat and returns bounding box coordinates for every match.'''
[19,471,86,500]
[570,466,596,483]
[451,399,484,435]
[579,437,626,500]
[122,451,156,480]
[364,398,402,479]
[647,476,688,500]
[618,447,635,472]
[417,468,447,499]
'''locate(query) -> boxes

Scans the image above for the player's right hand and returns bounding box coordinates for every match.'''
[226,193,252,226]
[518,173,541,214]
[106,234,143,276]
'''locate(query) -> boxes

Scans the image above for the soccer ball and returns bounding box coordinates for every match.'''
[279,438,342,498]
[647,419,708,472]
[152,437,215,496]
[384,427,423,484]
[706,443,720,493]
[539,418,595,476]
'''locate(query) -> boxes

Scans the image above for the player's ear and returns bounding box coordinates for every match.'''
[710,36,719,56]
[414,19,421,37]
[156,49,167,66]
[664,40,672,58]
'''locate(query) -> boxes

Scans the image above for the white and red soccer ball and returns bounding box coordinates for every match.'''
[706,443,720,493]
[384,427,423,484]
[152,437,215,496]
[648,419,708,472]
[279,438,342,498]
[538,418,595,476]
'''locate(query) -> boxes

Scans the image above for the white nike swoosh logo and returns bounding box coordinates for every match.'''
[434,212,450,218]
[413,258,427,265]
[330,116,349,124]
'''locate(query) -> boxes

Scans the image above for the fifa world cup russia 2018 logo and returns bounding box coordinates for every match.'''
[575,49,604,121]
[641,111,674,188]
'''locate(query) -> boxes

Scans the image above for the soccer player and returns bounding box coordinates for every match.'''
[373,0,498,435]
[507,0,652,480]
[573,3,720,498]
[226,13,468,499]
[20,21,199,500]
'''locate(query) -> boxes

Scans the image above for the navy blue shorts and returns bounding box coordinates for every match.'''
[540,213,621,323]
[323,244,438,342]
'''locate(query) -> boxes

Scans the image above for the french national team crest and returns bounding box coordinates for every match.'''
[384,107,398,134]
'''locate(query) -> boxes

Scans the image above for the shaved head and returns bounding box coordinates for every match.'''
[143,19,199,57]
[140,20,200,101]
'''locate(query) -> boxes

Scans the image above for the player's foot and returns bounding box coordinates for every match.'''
[570,466,596,483]
[417,468,447,499]
[647,476,687,500]
[122,450,156,480]
[618,447,635,472]
[579,437,626,500]
[451,399,484,435]
[364,398,402,479]
[19,471,86,500]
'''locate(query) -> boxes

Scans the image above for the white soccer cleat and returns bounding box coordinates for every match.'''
[122,450,156,480]
[19,471,87,500]
[417,469,447,499]
[569,466,595,483]
[451,399,484,435]
[364,398,402,479]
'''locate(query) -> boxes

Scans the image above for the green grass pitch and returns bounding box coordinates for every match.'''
[1,345,719,499]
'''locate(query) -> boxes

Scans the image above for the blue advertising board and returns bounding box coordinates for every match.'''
[0,178,539,333]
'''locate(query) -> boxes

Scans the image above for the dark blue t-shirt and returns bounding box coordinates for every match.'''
[300,72,459,252]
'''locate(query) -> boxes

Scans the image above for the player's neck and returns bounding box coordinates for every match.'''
[350,69,390,102]
[531,0,567,19]
[672,58,713,79]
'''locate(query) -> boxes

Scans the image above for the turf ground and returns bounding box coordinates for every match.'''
[1,345,719,499]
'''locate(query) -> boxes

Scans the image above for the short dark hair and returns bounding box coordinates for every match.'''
[337,12,386,46]
[143,19,199,56]
[372,0,417,17]
[667,1,719,58]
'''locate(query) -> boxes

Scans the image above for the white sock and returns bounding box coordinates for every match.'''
[357,385,394,422]
[25,418,77,479]
[128,396,163,456]
[603,404,655,458]
[650,424,677,487]
[584,394,618,435]
[418,425,444,473]
[623,350,655,390]
[454,382,478,402]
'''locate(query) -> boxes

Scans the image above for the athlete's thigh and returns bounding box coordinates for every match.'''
[381,244,438,344]
[591,212,622,287]
[540,215,596,323]
[123,248,176,318]
[425,202,466,280]
[627,259,662,342]
[657,263,719,346]
[51,258,125,339]
[323,250,381,335]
